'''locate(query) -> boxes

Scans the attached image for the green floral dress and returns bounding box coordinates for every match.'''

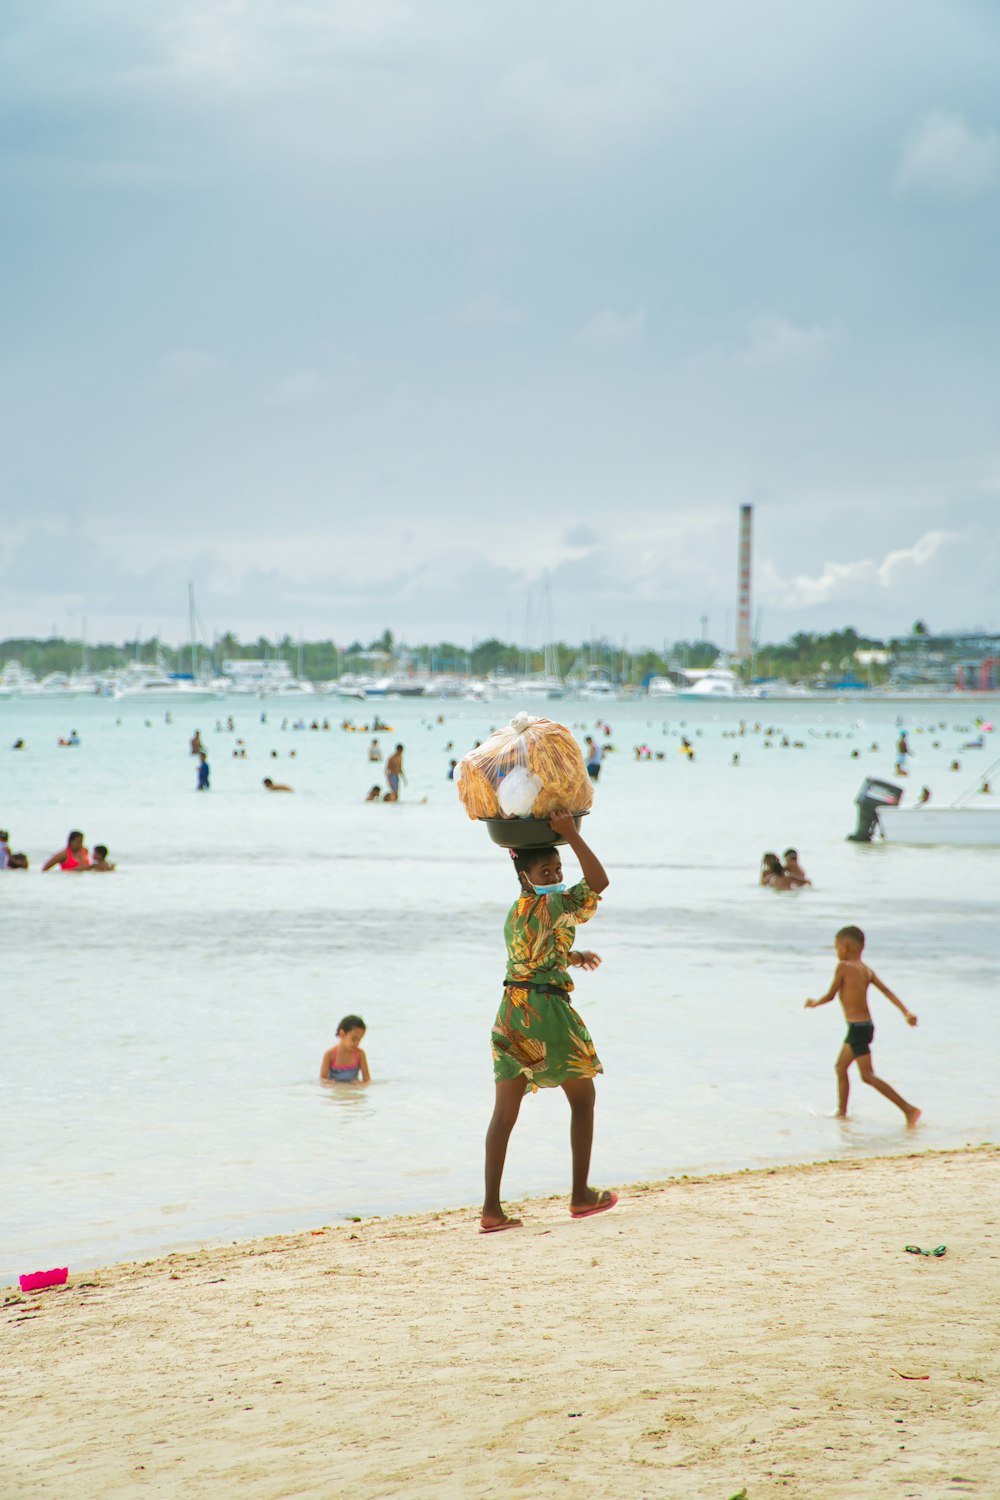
[491,879,603,1092]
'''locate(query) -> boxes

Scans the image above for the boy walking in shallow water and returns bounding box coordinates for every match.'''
[805,925,921,1127]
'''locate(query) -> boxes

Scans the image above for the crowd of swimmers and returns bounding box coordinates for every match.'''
[0,829,115,872]
[192,721,411,803]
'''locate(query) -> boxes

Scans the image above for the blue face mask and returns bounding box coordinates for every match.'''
[532,882,565,895]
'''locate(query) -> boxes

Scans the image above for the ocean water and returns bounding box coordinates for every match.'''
[2,691,998,1280]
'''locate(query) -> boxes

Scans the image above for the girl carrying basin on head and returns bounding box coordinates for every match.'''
[481,813,616,1234]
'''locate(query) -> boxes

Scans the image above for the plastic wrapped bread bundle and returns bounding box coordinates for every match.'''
[456,712,594,820]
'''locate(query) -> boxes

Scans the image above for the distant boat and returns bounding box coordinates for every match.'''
[0,661,38,696]
[222,659,314,697]
[646,675,678,699]
[331,674,374,700]
[577,669,618,702]
[114,669,223,702]
[675,662,757,699]
[515,674,565,699]
[364,672,428,699]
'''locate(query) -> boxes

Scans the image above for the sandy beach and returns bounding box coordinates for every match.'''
[4,1146,998,1500]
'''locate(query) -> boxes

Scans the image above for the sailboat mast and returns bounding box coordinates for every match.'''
[188,582,198,679]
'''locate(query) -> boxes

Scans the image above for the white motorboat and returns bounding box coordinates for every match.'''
[576,669,618,701]
[485,672,522,698]
[0,661,38,696]
[364,672,428,698]
[877,806,1000,845]
[852,769,1000,846]
[18,671,106,697]
[114,668,224,702]
[221,659,314,696]
[515,674,565,699]
[676,666,741,698]
[265,680,316,697]
[646,675,678,699]
[331,675,374,700]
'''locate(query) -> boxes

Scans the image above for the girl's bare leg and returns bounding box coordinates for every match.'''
[834,1044,853,1117]
[482,1078,527,1228]
[562,1077,602,1211]
[856,1055,920,1125]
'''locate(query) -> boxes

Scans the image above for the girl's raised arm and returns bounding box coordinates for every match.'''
[549,814,608,894]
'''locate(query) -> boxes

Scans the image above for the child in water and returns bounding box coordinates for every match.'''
[782,848,811,886]
[805,925,920,1127]
[760,852,793,890]
[320,1015,370,1085]
[481,812,615,1233]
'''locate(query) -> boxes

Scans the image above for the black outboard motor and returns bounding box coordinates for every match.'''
[848,777,903,842]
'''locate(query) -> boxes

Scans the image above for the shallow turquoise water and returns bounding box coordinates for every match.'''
[2,692,998,1279]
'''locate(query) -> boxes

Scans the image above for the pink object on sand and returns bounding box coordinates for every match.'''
[19,1267,68,1292]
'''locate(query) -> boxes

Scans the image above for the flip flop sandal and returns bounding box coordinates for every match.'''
[570,1191,618,1220]
[479,1218,523,1235]
[905,1244,947,1257]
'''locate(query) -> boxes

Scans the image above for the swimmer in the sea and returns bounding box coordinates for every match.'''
[320,1015,370,1085]
[782,848,811,887]
[263,778,293,792]
[42,831,90,871]
[384,743,405,802]
[760,852,793,890]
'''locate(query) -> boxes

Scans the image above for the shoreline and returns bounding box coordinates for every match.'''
[7,1135,994,1290]
[6,1144,999,1499]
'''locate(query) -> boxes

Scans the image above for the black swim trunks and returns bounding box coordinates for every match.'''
[846,1022,875,1058]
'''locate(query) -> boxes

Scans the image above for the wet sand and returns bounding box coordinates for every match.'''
[4,1146,998,1499]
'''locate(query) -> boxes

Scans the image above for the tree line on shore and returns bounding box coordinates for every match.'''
[0,624,911,685]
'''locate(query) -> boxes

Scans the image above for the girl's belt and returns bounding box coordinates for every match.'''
[503,980,569,996]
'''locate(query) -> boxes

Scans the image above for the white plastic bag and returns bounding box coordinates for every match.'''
[497,765,544,818]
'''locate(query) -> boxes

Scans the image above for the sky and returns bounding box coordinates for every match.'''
[1,0,999,651]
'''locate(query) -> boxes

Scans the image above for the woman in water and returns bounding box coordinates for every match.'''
[42,831,90,871]
[481,813,615,1233]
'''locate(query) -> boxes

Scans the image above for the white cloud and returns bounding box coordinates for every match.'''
[894,111,1000,198]
[495,59,667,154]
[270,368,327,405]
[736,313,841,368]
[451,293,524,329]
[151,0,454,87]
[576,308,646,349]
[761,528,957,608]
[154,348,229,390]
